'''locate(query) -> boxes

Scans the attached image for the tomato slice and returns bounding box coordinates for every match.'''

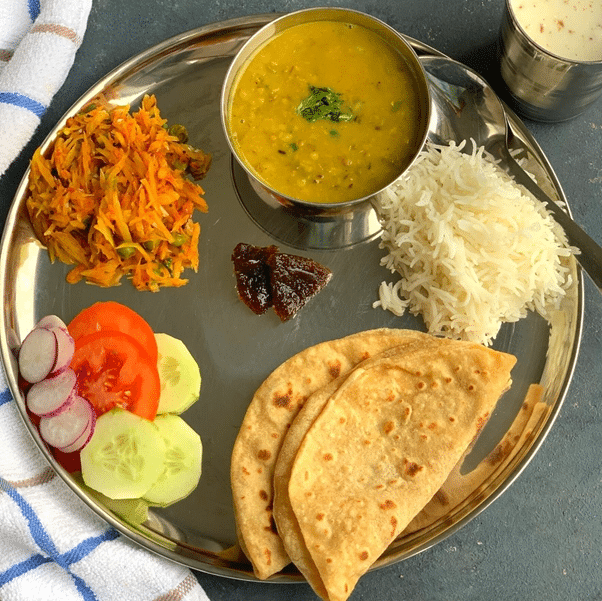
[68,302,158,364]
[52,446,82,474]
[70,331,160,420]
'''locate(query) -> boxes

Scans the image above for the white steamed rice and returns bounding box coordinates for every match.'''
[373,140,577,346]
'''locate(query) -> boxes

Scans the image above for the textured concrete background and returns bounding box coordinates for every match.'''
[1,1,601,600]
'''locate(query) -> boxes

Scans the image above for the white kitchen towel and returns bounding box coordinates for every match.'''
[0,0,91,177]
[0,369,212,595]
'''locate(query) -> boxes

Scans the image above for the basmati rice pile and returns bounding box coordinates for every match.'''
[373,140,577,346]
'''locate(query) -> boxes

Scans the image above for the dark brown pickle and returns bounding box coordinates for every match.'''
[232,243,277,315]
[231,243,332,320]
[268,252,332,321]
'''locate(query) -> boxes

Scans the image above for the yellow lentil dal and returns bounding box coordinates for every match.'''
[227,20,423,204]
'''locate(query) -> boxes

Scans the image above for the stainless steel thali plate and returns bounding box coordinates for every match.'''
[0,14,583,581]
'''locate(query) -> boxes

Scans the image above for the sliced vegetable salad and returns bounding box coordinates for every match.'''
[26,95,212,292]
[17,301,203,517]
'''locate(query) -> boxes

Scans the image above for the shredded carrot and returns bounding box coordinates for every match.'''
[26,94,211,291]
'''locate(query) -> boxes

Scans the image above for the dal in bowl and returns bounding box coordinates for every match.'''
[221,7,431,213]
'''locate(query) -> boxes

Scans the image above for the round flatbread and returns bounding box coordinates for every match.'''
[285,341,516,601]
[230,328,432,579]
[272,337,450,595]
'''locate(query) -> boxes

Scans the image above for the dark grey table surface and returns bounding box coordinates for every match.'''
[2,1,601,600]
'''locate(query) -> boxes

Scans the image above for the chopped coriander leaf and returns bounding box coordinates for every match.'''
[297,85,354,124]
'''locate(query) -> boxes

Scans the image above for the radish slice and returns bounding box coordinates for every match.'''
[26,368,77,417]
[59,411,95,453]
[39,395,95,452]
[36,315,68,332]
[18,324,75,383]
[59,398,96,453]
[51,327,75,374]
[18,327,58,383]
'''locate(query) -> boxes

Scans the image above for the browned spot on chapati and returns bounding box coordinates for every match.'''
[434,490,449,505]
[405,461,423,477]
[273,389,292,408]
[475,413,490,434]
[328,360,342,378]
[487,441,511,465]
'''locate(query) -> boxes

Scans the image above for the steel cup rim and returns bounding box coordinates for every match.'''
[504,0,602,67]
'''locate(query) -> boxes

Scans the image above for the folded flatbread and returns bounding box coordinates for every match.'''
[272,337,448,597]
[281,341,516,601]
[230,328,433,579]
[401,382,545,538]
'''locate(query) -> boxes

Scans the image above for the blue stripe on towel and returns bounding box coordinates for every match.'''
[0,92,46,117]
[0,477,59,557]
[0,478,116,600]
[0,555,99,601]
[0,554,51,585]
[61,528,121,565]
[28,0,41,22]
[69,572,100,601]
[0,388,12,407]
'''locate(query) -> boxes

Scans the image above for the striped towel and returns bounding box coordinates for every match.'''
[0,0,91,177]
[0,371,212,599]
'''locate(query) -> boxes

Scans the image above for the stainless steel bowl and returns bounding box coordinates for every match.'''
[220,7,431,249]
[498,0,602,122]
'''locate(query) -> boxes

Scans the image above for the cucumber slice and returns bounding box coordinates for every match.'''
[155,333,201,415]
[142,414,202,507]
[80,408,166,500]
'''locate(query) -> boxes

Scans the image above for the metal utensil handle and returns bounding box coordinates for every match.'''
[506,154,602,292]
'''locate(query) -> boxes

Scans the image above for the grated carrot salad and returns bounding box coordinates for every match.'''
[26,94,211,292]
